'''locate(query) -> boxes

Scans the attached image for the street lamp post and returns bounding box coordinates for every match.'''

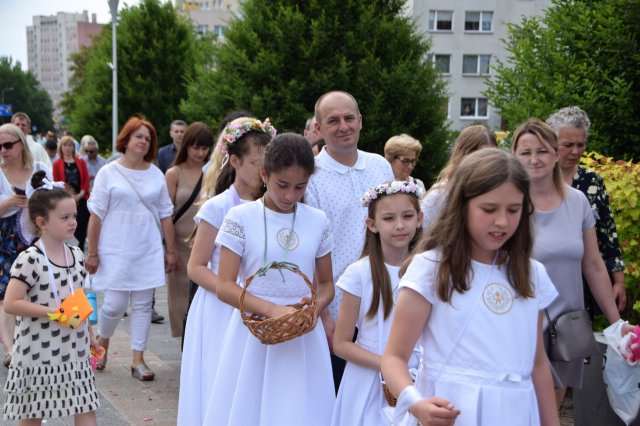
[108,0,119,153]
[1,87,14,104]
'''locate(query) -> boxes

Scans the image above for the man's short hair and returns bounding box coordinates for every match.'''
[11,112,31,128]
[170,120,187,129]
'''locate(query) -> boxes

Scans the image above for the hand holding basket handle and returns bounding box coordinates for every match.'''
[240,261,317,345]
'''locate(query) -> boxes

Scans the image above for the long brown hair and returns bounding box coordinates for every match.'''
[402,148,534,302]
[362,191,423,320]
[172,122,214,167]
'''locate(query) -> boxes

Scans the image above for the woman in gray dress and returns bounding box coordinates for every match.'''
[511,118,632,409]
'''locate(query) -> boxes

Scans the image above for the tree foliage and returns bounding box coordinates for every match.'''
[485,0,640,160]
[0,56,53,132]
[181,0,450,182]
[62,0,208,148]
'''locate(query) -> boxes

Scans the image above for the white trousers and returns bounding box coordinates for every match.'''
[99,288,154,351]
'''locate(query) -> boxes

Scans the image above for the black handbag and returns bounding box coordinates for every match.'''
[544,309,599,362]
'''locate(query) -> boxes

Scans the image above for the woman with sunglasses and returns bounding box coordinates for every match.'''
[0,124,52,368]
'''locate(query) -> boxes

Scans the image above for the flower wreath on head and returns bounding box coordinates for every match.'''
[360,179,425,207]
[217,118,277,169]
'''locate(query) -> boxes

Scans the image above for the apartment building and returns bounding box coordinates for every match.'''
[27,11,103,113]
[175,0,241,38]
[406,0,552,130]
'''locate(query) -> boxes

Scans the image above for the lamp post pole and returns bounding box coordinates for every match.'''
[108,0,119,153]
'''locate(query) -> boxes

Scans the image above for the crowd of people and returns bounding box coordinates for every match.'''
[0,93,632,425]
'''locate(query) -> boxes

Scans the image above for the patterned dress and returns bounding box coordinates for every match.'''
[572,166,625,316]
[3,245,100,420]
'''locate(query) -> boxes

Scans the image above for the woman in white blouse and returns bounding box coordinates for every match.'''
[85,116,178,381]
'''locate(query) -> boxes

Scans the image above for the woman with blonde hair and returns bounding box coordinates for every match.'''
[420,125,496,229]
[53,135,91,250]
[383,134,424,189]
[0,124,51,368]
[511,118,632,409]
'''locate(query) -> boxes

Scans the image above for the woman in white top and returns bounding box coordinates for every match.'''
[0,123,51,368]
[85,116,178,381]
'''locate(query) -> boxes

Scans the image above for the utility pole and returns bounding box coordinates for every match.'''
[108,0,119,153]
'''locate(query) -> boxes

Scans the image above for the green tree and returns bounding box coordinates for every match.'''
[485,0,640,160]
[63,0,207,149]
[0,56,53,131]
[181,0,450,182]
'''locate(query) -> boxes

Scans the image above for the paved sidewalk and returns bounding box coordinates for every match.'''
[0,285,182,426]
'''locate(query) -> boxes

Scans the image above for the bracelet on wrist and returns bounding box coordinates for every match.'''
[87,253,98,258]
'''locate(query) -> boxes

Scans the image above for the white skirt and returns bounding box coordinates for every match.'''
[331,360,392,426]
[203,312,335,425]
[177,287,235,426]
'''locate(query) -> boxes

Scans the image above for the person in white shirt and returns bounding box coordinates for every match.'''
[305,90,394,391]
[11,112,51,167]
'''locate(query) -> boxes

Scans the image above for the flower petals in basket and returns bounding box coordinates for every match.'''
[240,261,317,345]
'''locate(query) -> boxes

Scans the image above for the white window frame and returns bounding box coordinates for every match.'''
[428,10,453,31]
[462,54,491,75]
[427,53,451,74]
[464,11,493,32]
[460,98,489,119]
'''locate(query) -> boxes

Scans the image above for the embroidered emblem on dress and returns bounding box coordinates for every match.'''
[482,282,514,314]
[276,228,299,251]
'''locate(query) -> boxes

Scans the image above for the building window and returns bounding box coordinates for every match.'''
[462,55,491,75]
[427,54,451,74]
[465,11,493,32]
[460,98,488,118]
[213,25,226,37]
[428,10,453,31]
[197,24,208,35]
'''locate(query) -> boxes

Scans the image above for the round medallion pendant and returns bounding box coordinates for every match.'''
[482,283,513,314]
[277,228,299,251]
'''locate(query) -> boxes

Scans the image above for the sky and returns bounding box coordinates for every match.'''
[0,0,148,70]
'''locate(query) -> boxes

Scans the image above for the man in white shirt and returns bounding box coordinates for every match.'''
[11,112,51,167]
[304,91,394,390]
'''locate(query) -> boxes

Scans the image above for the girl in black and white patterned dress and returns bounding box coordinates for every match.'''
[2,171,100,424]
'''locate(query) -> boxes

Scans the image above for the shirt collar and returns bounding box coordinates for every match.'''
[317,147,366,174]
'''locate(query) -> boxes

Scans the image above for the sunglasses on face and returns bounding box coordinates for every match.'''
[0,140,20,151]
[84,150,97,154]
[396,156,417,166]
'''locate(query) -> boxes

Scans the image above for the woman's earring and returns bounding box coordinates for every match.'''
[263,181,267,188]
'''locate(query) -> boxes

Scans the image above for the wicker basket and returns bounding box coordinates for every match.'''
[382,382,397,407]
[240,261,317,345]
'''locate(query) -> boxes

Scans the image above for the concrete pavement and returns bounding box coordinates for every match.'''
[0,284,182,426]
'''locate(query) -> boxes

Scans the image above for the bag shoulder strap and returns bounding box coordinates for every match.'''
[111,163,162,232]
[173,173,203,224]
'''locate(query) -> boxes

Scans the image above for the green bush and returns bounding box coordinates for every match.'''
[581,152,640,323]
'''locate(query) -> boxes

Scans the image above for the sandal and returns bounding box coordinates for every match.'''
[131,363,155,381]
[96,352,107,371]
[3,353,11,368]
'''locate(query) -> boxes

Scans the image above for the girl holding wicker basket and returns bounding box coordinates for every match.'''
[178,117,273,426]
[203,133,335,425]
[382,149,560,426]
[331,179,424,425]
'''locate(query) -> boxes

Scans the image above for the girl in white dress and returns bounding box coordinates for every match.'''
[178,117,274,425]
[331,180,424,426]
[382,149,560,426]
[203,133,335,425]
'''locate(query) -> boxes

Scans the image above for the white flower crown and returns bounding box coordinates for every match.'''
[360,179,425,207]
